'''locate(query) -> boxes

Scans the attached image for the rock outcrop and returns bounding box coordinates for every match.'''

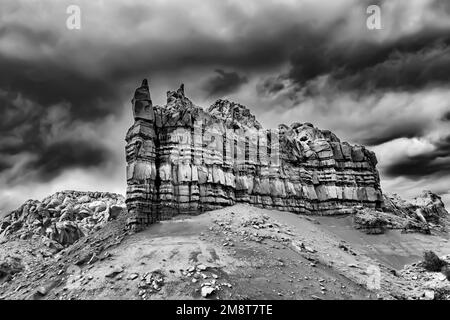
[125,79,384,229]
[353,191,449,234]
[400,253,450,300]
[410,191,449,224]
[383,191,448,224]
[0,191,126,247]
[353,209,389,234]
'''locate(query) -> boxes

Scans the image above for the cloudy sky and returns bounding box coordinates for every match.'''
[1,0,449,213]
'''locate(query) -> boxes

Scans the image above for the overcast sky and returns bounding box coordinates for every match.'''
[1,0,449,213]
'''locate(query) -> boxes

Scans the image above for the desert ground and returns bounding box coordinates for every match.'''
[1,203,449,300]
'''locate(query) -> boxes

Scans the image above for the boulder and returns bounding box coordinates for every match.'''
[109,204,125,219]
[201,286,215,298]
[88,201,107,213]
[77,195,91,204]
[46,198,61,209]
[54,221,84,245]
[353,209,388,234]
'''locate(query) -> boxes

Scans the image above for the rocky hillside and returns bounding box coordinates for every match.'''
[0,195,448,300]
[0,191,126,248]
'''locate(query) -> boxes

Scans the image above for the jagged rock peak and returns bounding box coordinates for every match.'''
[133,78,151,100]
[283,122,341,143]
[414,190,446,204]
[132,78,154,121]
[177,83,185,95]
[208,99,262,130]
[166,83,195,110]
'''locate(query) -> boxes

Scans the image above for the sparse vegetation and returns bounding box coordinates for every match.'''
[422,251,448,272]
[441,265,450,281]
[0,257,23,281]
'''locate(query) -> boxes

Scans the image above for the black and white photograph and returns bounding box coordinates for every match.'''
[0,0,450,308]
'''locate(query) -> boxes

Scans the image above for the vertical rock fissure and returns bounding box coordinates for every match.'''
[153,113,162,223]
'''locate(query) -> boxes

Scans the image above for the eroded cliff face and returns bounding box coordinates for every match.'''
[125,79,383,229]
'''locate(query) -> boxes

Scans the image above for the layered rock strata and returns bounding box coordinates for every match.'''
[125,79,383,229]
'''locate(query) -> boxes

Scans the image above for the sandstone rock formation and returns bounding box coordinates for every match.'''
[125,79,383,229]
[0,191,126,247]
[353,191,449,234]
[410,191,449,224]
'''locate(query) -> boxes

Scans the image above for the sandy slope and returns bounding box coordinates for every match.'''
[0,204,448,300]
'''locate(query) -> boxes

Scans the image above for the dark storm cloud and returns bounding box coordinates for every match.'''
[0,0,316,119]
[442,111,450,121]
[0,55,121,121]
[285,30,450,93]
[0,0,327,184]
[432,0,450,14]
[24,140,112,183]
[0,93,42,153]
[0,19,121,119]
[358,121,427,146]
[336,41,450,92]
[0,84,114,184]
[257,76,286,95]
[1,0,450,210]
[0,159,9,173]
[101,27,303,81]
[203,69,248,97]
[385,135,450,178]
